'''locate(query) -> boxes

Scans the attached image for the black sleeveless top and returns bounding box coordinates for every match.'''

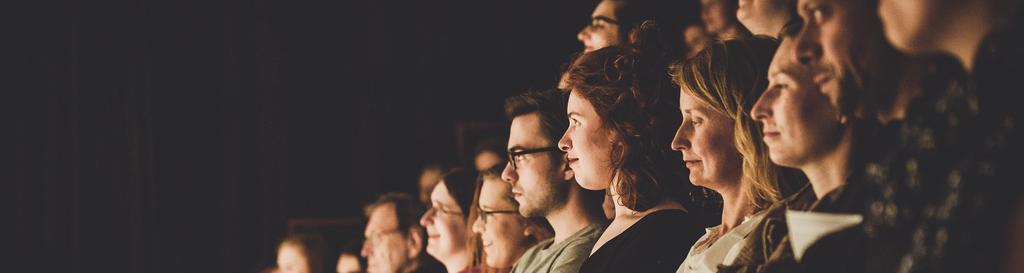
[579,209,704,273]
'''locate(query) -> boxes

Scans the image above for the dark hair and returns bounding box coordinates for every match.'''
[278,233,328,273]
[440,168,480,221]
[338,239,367,271]
[365,193,427,243]
[505,89,570,147]
[564,21,688,212]
[612,0,697,50]
[504,90,608,215]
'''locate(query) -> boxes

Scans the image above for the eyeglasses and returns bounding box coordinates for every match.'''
[507,146,563,170]
[476,206,519,225]
[365,228,401,245]
[428,204,463,216]
[588,16,620,28]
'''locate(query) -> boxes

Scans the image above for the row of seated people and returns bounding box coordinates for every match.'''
[270,0,1024,272]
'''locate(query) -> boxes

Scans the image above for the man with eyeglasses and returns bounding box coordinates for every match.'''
[361,193,443,273]
[501,90,607,273]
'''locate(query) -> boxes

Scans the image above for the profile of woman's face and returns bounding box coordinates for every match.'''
[471,177,530,268]
[752,39,844,168]
[420,181,469,263]
[672,90,743,189]
[559,91,615,191]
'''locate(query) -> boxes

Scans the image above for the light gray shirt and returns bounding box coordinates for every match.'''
[510,223,603,273]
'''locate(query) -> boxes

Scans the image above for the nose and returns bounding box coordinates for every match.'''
[419,208,434,227]
[501,162,518,185]
[558,128,573,152]
[360,239,371,258]
[751,88,775,123]
[792,22,822,65]
[577,26,589,44]
[472,215,484,234]
[671,121,692,151]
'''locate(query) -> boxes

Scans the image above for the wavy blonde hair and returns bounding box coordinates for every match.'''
[669,37,783,210]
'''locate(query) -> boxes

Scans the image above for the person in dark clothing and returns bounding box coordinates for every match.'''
[870,0,1024,272]
[558,21,706,273]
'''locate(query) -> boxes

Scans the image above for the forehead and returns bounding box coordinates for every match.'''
[509,113,550,147]
[567,91,593,114]
[768,39,793,75]
[592,0,619,18]
[431,181,457,204]
[479,177,514,207]
[678,87,707,109]
[366,203,398,231]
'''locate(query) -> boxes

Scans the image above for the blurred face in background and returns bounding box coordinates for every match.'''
[684,24,710,58]
[420,182,469,264]
[475,151,502,171]
[737,0,793,36]
[877,0,948,54]
[278,244,310,273]
[702,0,734,34]
[361,204,416,273]
[419,168,443,204]
[472,176,533,268]
[336,253,362,273]
[578,0,622,53]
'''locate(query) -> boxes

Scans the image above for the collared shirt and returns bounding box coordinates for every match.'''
[676,211,767,273]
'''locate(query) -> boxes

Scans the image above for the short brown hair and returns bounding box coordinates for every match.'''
[504,89,569,147]
[364,192,426,239]
[563,22,687,212]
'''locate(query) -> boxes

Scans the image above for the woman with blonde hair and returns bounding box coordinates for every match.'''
[669,36,801,273]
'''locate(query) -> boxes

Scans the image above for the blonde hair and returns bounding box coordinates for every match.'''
[670,37,782,210]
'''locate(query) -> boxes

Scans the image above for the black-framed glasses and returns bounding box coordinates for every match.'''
[428,204,463,217]
[589,16,620,27]
[476,207,519,225]
[507,146,563,170]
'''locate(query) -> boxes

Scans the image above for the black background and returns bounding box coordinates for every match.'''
[7,0,698,272]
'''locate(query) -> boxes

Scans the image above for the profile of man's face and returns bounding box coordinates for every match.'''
[361,204,414,273]
[502,113,569,218]
[792,0,864,103]
[578,0,622,53]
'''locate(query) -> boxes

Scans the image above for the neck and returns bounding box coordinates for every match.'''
[400,259,421,273]
[714,180,753,234]
[441,253,472,273]
[546,186,605,244]
[608,178,683,219]
[800,130,853,199]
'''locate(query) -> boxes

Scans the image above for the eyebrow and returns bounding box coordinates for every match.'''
[567,111,582,118]
[507,145,525,153]
[592,15,619,25]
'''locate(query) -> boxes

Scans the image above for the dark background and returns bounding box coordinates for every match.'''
[7,0,698,272]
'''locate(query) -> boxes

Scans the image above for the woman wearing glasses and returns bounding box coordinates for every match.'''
[420,168,483,273]
[471,163,553,273]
